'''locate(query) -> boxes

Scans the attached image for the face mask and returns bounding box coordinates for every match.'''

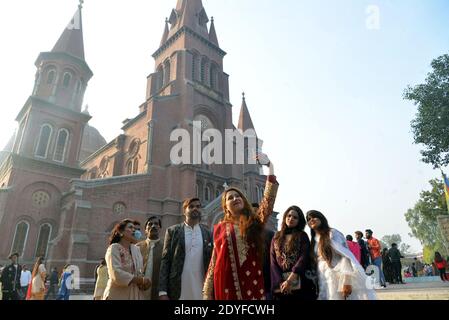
[134,230,143,240]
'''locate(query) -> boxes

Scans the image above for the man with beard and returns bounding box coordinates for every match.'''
[136,216,164,300]
[159,198,212,300]
[366,229,387,288]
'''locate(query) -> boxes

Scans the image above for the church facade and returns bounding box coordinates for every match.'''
[0,0,277,278]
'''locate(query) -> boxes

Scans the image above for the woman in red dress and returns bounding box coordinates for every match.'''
[203,154,278,300]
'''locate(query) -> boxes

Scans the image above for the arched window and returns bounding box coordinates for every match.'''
[126,161,133,175]
[204,185,211,203]
[75,80,83,95]
[35,223,52,258]
[210,64,218,89]
[164,61,171,86]
[53,128,69,162]
[133,158,139,174]
[11,221,30,257]
[156,65,164,90]
[63,72,72,88]
[192,53,198,81]
[200,58,208,84]
[196,181,203,199]
[257,186,264,203]
[47,70,56,85]
[35,124,53,158]
[89,168,97,179]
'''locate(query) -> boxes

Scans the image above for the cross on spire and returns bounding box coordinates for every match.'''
[79,0,84,9]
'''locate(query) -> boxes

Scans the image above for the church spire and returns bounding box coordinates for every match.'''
[209,17,219,46]
[160,18,170,46]
[168,0,209,40]
[238,93,256,132]
[52,1,85,60]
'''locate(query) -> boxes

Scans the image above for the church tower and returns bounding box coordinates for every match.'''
[146,0,229,103]
[12,3,92,168]
[0,3,93,265]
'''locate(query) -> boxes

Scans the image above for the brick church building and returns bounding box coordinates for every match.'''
[0,0,277,278]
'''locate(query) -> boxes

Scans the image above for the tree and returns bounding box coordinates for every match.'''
[399,243,411,255]
[405,178,449,256]
[404,54,449,168]
[381,234,402,248]
[379,234,411,254]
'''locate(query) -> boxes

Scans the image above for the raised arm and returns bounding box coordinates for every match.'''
[254,153,279,224]
[257,174,279,224]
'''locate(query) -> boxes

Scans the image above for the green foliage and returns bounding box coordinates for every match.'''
[381,234,402,247]
[399,243,411,255]
[405,178,449,256]
[404,54,449,168]
[423,244,446,264]
[379,234,411,254]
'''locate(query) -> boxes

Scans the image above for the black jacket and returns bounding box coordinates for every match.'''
[1,264,22,292]
[357,239,371,268]
[388,247,403,263]
[159,223,213,300]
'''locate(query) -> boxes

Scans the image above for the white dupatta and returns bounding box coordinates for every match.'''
[328,229,377,300]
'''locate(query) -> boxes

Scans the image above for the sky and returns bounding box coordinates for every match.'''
[1,0,448,253]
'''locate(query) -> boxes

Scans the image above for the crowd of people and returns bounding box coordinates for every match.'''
[0,254,76,300]
[91,155,378,300]
[1,155,449,301]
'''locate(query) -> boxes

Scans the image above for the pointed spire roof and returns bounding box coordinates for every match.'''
[238,93,256,132]
[209,17,219,46]
[168,0,209,39]
[160,18,170,46]
[52,2,85,61]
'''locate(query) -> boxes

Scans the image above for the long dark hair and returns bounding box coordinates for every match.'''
[306,210,333,268]
[273,206,306,254]
[31,256,44,279]
[435,251,443,263]
[222,187,264,259]
[109,219,134,245]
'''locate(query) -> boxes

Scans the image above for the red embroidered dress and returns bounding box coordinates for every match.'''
[203,176,278,300]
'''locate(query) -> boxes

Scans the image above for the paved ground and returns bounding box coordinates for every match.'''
[70,281,449,300]
[375,281,449,300]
